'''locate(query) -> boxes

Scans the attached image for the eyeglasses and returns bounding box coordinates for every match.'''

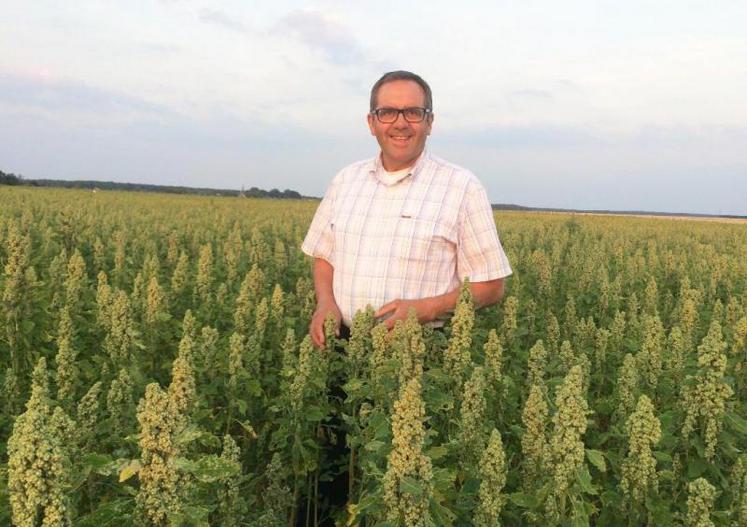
[371,107,431,123]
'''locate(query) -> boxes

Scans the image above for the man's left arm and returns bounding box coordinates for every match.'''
[376,177,512,329]
[375,278,505,329]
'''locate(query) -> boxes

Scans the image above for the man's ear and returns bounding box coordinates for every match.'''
[367,113,376,135]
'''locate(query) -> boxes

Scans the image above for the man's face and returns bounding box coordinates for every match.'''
[367,80,433,172]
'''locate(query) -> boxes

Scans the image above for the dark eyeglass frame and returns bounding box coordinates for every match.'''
[370,107,432,123]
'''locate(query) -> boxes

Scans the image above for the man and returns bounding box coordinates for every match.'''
[302,70,512,347]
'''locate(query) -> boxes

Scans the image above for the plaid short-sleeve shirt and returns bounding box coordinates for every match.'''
[301,151,512,327]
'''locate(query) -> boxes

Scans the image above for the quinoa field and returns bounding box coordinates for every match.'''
[0,185,746,526]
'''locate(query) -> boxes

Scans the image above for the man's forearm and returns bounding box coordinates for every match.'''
[374,277,506,328]
[309,257,341,346]
[428,278,505,319]
[312,257,336,304]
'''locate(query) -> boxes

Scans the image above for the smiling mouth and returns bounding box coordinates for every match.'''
[390,136,411,143]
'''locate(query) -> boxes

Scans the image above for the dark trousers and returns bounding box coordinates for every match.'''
[297,325,351,526]
[300,323,444,525]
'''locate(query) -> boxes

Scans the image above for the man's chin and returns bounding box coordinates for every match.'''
[383,150,421,169]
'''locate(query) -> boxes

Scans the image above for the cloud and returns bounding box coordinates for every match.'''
[0,73,170,119]
[435,124,603,148]
[278,10,365,65]
[0,103,364,196]
[435,122,747,154]
[431,122,747,215]
[508,88,554,101]
[137,42,182,54]
[198,8,249,34]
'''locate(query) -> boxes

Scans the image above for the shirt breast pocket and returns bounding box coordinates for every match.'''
[397,214,454,264]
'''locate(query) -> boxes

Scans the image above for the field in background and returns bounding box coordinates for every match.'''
[1,186,746,526]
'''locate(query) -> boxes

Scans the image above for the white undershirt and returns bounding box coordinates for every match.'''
[379,167,412,186]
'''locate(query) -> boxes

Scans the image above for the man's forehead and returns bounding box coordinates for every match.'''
[376,80,427,105]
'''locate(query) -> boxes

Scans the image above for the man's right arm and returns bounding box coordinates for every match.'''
[301,169,343,348]
[309,257,341,348]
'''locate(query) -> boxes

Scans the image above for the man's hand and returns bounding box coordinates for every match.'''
[373,278,505,331]
[309,298,341,349]
[309,258,340,349]
[374,297,438,330]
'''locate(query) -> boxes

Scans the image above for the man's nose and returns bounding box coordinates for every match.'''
[392,111,410,126]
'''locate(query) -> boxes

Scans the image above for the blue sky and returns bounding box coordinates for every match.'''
[2,1,746,214]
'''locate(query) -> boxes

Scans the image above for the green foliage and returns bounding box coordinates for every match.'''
[1,186,746,525]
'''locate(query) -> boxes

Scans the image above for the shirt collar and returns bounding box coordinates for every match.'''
[367,150,430,186]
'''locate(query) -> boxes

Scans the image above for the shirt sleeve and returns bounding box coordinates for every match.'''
[455,178,512,282]
[301,177,337,263]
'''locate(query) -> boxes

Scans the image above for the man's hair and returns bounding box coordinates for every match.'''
[369,71,433,112]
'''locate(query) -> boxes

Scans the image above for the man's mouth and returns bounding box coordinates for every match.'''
[390,135,411,144]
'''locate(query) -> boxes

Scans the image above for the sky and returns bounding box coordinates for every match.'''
[2,1,746,215]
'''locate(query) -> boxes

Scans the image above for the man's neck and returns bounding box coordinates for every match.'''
[379,150,424,172]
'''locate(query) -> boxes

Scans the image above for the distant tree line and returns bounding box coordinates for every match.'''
[0,169,308,199]
[0,170,33,186]
[244,187,302,199]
